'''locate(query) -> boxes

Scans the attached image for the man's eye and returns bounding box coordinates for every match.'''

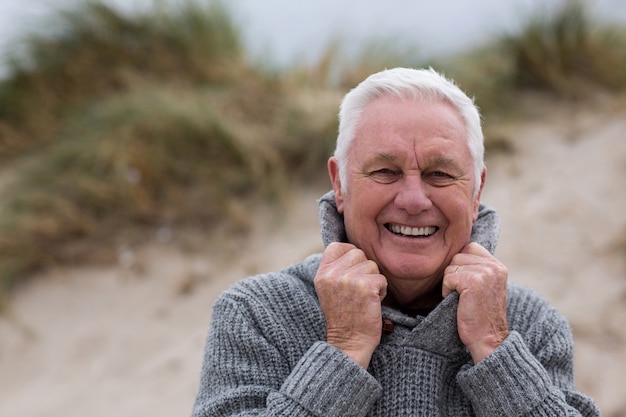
[368,169,401,183]
[425,171,455,185]
[375,168,396,175]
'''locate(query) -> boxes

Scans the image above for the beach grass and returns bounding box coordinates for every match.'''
[504,0,626,96]
[0,0,245,159]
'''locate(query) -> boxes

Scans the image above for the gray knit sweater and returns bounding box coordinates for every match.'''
[192,192,600,416]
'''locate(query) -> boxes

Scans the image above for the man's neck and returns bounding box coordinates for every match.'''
[382,281,444,317]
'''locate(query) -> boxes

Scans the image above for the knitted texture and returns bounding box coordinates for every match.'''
[192,193,600,417]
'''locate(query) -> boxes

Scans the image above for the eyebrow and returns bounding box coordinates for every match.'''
[365,153,458,168]
[370,153,399,163]
[427,156,458,167]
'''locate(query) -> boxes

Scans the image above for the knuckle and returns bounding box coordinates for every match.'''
[365,259,380,273]
[346,247,366,263]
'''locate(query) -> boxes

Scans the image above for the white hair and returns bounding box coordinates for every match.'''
[334,67,485,196]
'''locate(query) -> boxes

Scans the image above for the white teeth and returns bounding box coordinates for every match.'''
[389,225,436,237]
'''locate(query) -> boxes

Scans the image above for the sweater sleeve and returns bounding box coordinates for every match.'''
[192,294,382,417]
[456,309,600,417]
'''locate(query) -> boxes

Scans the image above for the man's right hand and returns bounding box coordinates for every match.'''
[314,242,388,368]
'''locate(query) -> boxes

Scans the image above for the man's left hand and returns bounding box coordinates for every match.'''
[442,242,509,364]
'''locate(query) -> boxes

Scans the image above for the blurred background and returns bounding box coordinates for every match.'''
[0,0,625,416]
[2,0,626,74]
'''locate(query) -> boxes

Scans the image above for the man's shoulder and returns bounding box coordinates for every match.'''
[211,254,325,335]
[216,253,322,307]
[506,281,571,334]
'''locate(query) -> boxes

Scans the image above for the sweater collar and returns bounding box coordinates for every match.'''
[381,292,468,358]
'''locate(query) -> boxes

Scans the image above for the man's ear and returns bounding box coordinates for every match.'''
[472,167,487,221]
[328,157,345,214]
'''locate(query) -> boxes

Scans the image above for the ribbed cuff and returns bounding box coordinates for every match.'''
[457,331,552,416]
[281,342,382,417]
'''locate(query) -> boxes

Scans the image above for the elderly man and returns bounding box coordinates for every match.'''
[192,68,599,416]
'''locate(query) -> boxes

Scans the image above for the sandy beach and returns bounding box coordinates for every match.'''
[1,94,625,417]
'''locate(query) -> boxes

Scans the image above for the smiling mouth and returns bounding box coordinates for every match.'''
[385,224,438,237]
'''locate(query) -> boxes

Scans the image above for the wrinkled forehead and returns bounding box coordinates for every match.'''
[353,96,467,141]
[348,96,472,167]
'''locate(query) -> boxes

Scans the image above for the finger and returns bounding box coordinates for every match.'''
[319,245,370,280]
[322,242,359,263]
[377,276,388,302]
[461,242,491,256]
[450,243,494,270]
[348,258,381,276]
[442,269,459,298]
[325,244,379,274]
[345,269,387,299]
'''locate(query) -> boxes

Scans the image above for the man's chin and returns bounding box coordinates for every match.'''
[381,257,443,283]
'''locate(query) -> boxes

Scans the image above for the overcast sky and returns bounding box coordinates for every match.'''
[1,0,625,76]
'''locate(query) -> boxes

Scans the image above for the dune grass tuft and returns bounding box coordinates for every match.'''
[0,0,245,159]
[503,0,626,96]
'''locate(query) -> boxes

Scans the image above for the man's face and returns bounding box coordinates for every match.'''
[329,96,484,302]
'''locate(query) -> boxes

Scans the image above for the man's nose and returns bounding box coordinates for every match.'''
[393,174,432,214]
